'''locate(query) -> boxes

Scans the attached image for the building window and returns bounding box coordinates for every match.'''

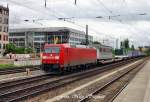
[3,44,5,49]
[0,9,2,14]
[5,27,8,32]
[0,26,2,32]
[9,33,25,36]
[5,35,8,41]
[6,10,9,15]
[0,17,2,23]
[4,18,8,24]
[3,35,5,41]
[3,27,8,32]
[3,27,5,32]
[4,10,7,15]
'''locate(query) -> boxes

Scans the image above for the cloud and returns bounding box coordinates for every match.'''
[0,0,150,47]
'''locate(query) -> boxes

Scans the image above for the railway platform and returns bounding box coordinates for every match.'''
[113,60,150,102]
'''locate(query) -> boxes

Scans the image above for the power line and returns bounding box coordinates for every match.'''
[118,0,126,11]
[96,0,123,21]
[5,0,150,45]
[95,0,150,46]
[96,0,113,15]
[3,0,59,19]
[54,2,146,41]
[95,0,148,32]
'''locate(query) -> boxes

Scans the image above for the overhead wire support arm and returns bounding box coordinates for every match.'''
[75,0,77,5]
[45,0,47,8]
[58,17,75,23]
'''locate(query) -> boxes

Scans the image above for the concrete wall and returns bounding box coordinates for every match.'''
[14,59,41,66]
[0,59,41,66]
[0,59,14,64]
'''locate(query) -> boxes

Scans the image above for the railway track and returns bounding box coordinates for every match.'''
[0,65,40,75]
[78,60,146,102]
[0,58,144,102]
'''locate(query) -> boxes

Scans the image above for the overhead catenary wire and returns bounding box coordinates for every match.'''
[96,0,113,15]
[118,0,149,45]
[94,0,150,47]
[44,0,109,38]
[40,0,136,43]
[3,0,149,46]
[95,0,149,38]
[55,0,149,46]
[2,0,60,19]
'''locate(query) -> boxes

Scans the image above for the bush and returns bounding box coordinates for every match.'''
[5,44,33,54]
[25,48,33,53]
[5,43,16,54]
[14,47,25,54]
[144,48,150,56]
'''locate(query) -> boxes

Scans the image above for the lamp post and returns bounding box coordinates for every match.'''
[45,0,47,8]
[75,0,77,5]
[86,25,89,45]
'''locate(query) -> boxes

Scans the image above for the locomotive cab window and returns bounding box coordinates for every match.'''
[44,47,60,53]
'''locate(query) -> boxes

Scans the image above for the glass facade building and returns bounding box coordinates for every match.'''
[9,27,93,53]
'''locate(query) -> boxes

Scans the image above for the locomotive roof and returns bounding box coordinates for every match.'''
[44,43,95,49]
[45,43,112,49]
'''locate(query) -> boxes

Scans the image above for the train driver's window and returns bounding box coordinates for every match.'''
[44,47,60,53]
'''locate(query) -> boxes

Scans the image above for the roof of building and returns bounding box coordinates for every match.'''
[0,5,9,11]
[144,46,150,48]
[9,27,85,34]
[92,43,112,48]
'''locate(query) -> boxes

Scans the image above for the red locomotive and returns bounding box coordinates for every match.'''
[41,44,97,73]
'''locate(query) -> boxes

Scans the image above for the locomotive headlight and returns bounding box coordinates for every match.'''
[42,56,48,59]
[40,53,43,58]
[55,56,59,59]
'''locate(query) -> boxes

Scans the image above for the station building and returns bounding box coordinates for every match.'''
[9,27,93,52]
[0,6,9,54]
[140,46,150,52]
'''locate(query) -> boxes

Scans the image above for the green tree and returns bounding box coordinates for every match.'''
[115,49,124,55]
[120,41,124,48]
[112,49,115,55]
[144,48,150,56]
[131,45,135,51]
[5,43,16,54]
[5,44,34,54]
[93,41,101,45]
[14,47,25,54]
[124,39,129,49]
[25,48,33,53]
[120,39,129,49]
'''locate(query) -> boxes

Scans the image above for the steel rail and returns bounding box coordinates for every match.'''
[78,59,146,102]
[0,58,142,102]
[0,65,40,75]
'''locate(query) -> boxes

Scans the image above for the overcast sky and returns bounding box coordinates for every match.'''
[0,0,150,48]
